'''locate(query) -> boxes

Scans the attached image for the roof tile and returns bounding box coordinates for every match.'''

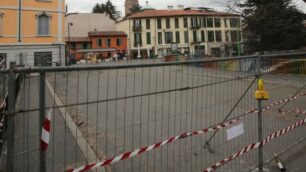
[127,9,240,19]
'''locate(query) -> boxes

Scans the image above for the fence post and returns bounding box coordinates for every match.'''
[256,55,264,172]
[7,62,16,172]
[257,92,264,172]
[39,72,46,172]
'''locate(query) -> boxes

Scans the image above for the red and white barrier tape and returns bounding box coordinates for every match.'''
[41,107,52,151]
[279,108,306,116]
[66,118,241,172]
[203,117,306,172]
[67,93,306,172]
[245,92,306,115]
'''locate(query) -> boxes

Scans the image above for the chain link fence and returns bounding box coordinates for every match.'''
[0,52,306,172]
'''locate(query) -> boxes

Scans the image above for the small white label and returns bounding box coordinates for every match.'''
[227,123,244,141]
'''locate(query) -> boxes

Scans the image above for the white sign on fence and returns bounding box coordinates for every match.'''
[227,123,244,141]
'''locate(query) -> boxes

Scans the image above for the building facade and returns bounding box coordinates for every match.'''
[65,13,115,38]
[0,0,65,67]
[116,7,242,59]
[66,31,127,61]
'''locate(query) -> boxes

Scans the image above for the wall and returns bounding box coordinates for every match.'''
[65,13,116,37]
[0,0,65,44]
[116,15,242,58]
[0,0,66,66]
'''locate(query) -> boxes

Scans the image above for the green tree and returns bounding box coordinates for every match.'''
[126,4,142,16]
[241,0,306,52]
[92,0,117,20]
[92,3,103,13]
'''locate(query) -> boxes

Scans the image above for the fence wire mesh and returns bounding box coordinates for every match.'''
[1,52,306,172]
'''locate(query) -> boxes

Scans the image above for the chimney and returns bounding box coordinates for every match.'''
[177,5,184,10]
[167,5,173,10]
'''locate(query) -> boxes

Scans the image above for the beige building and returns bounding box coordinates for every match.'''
[65,13,115,37]
[116,7,242,59]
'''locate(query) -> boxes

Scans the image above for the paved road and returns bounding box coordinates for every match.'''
[267,141,306,172]
[46,60,306,172]
[6,59,306,172]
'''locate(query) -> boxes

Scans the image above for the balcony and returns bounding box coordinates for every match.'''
[134,42,142,47]
[191,40,202,44]
[133,26,142,32]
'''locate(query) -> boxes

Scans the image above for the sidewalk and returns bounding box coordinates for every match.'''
[12,75,88,172]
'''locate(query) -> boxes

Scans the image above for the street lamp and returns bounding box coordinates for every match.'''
[67,22,73,65]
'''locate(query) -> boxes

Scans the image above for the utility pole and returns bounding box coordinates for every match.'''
[18,0,21,42]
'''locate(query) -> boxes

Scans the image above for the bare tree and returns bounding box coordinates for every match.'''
[215,0,246,18]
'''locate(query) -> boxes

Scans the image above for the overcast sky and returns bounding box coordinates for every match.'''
[66,0,306,15]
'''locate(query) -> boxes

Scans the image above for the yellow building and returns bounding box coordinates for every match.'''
[0,0,65,67]
[116,5,243,59]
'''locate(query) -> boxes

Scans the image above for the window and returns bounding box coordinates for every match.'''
[146,19,150,30]
[0,13,3,36]
[191,18,198,28]
[83,43,88,49]
[71,43,76,49]
[224,18,228,27]
[158,32,162,44]
[184,31,189,43]
[164,32,173,44]
[199,18,202,27]
[166,18,171,29]
[146,32,151,45]
[106,38,111,47]
[207,18,213,28]
[193,31,197,42]
[208,31,215,42]
[214,18,221,27]
[201,18,206,28]
[134,33,142,45]
[175,31,180,43]
[38,14,50,36]
[201,31,205,42]
[175,18,179,28]
[117,38,122,46]
[230,18,240,27]
[34,52,52,67]
[0,53,6,69]
[215,31,222,42]
[225,31,230,42]
[183,18,188,28]
[157,18,162,29]
[97,38,102,47]
[134,19,141,27]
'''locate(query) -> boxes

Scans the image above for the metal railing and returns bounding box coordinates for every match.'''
[1,52,306,172]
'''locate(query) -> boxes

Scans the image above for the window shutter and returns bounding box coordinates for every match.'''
[38,15,50,35]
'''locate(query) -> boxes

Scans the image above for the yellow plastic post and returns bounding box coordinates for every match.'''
[255,79,269,100]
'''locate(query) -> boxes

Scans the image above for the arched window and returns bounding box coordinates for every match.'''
[38,13,50,36]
